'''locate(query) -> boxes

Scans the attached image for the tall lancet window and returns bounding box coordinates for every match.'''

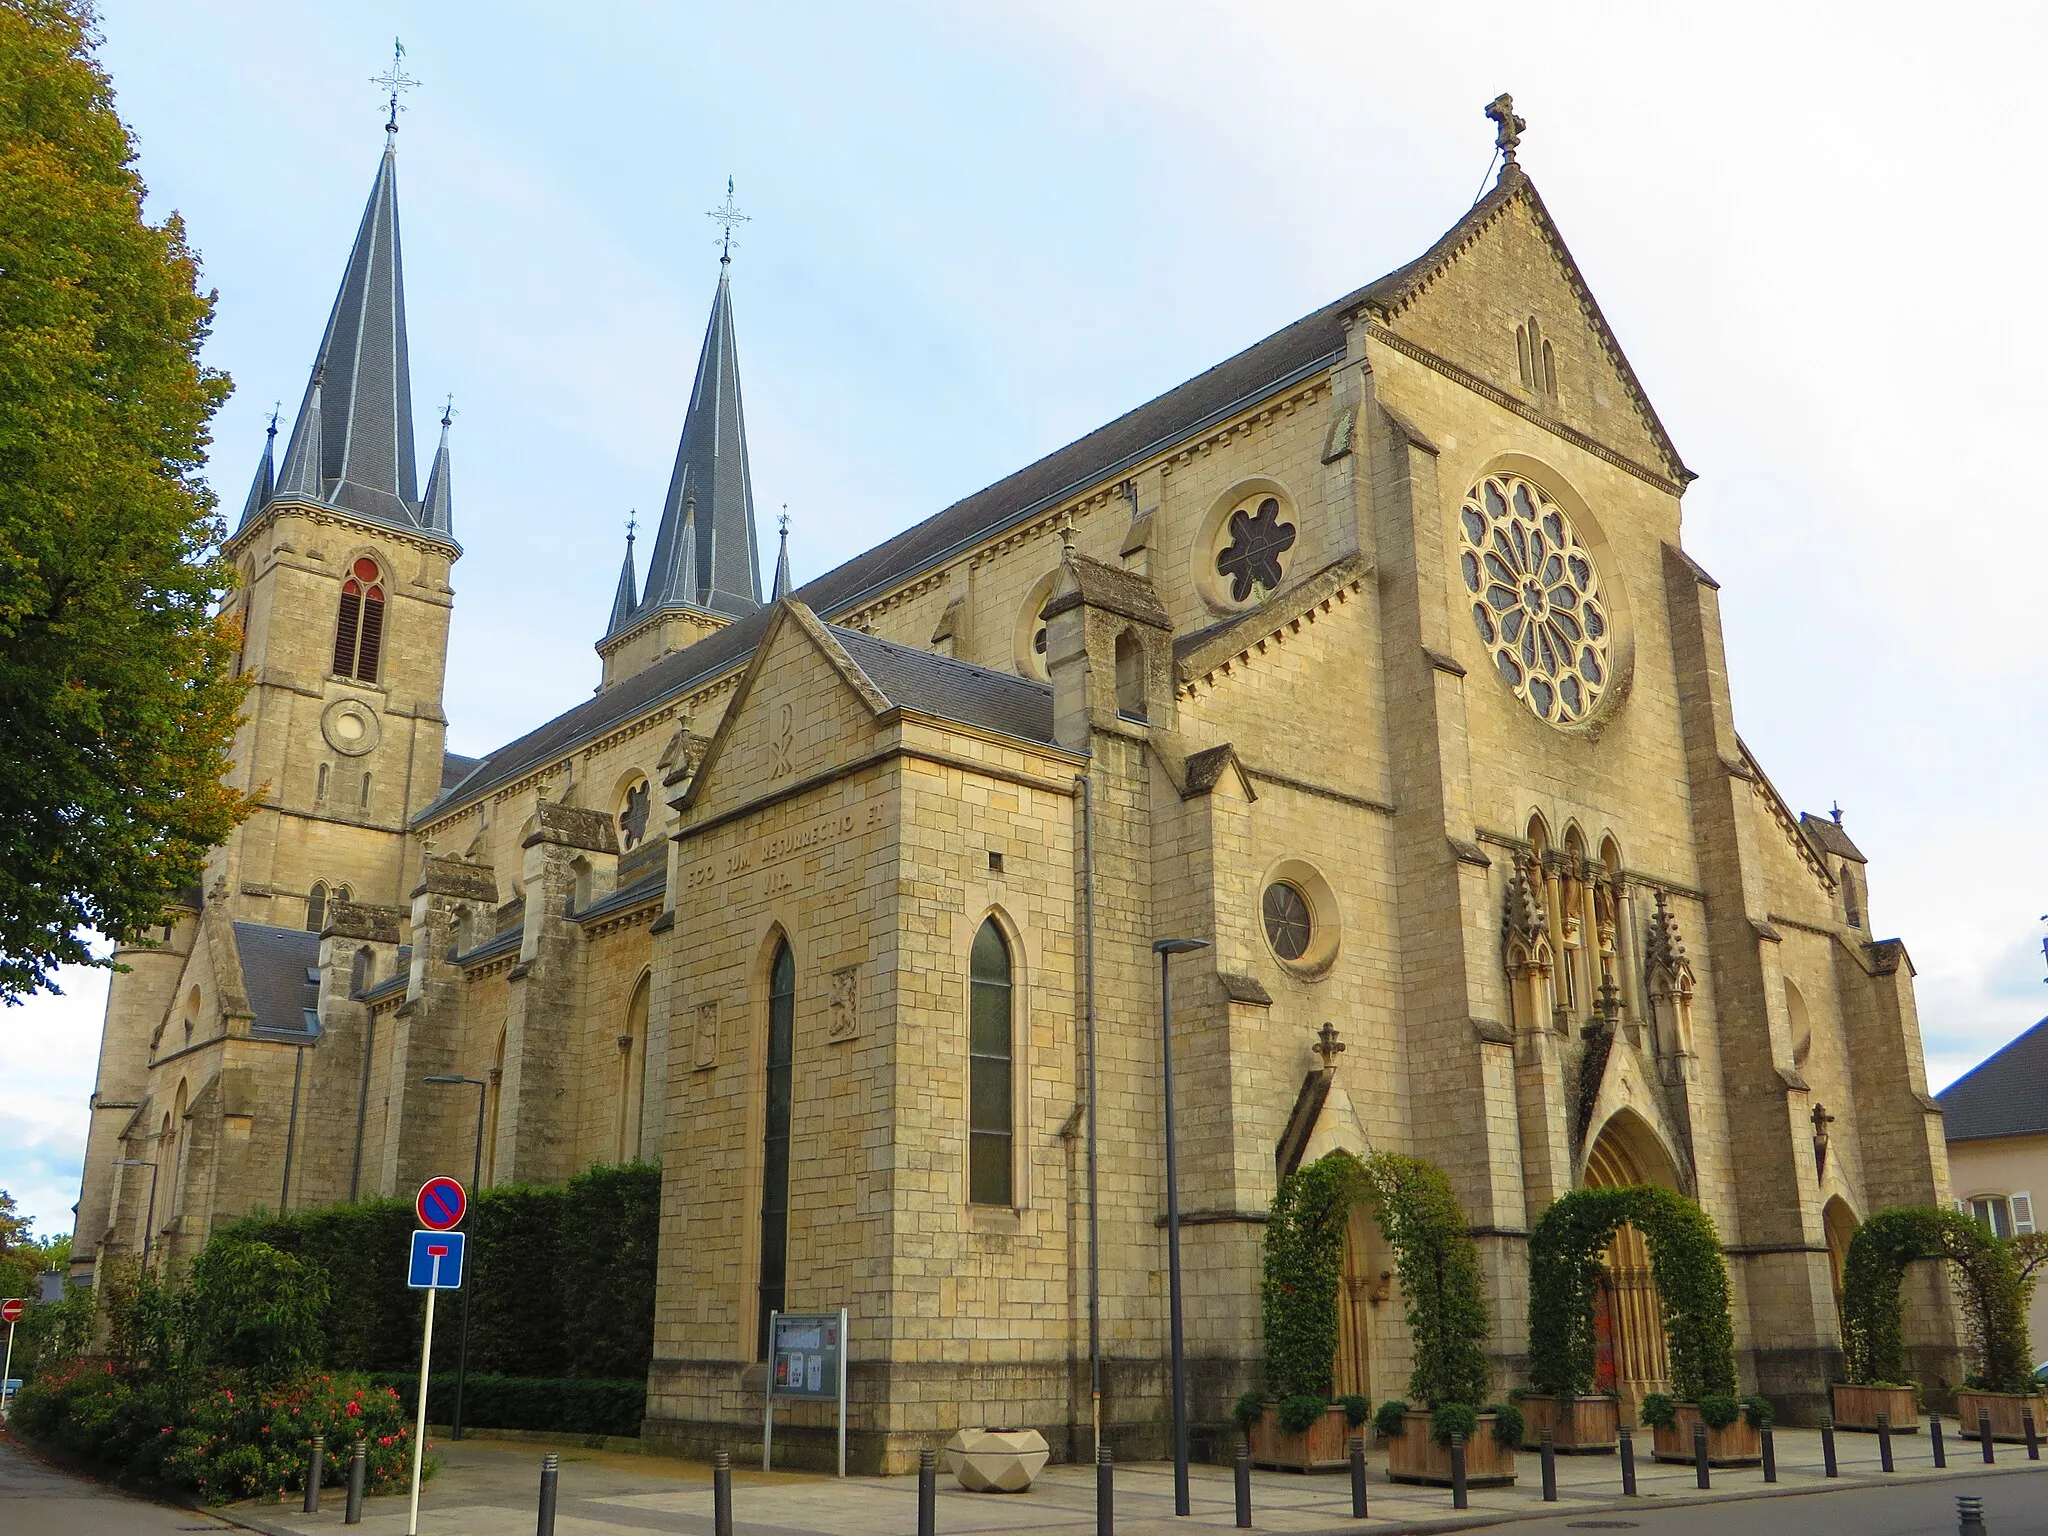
[969,918,1015,1206]
[333,557,387,681]
[757,939,795,1359]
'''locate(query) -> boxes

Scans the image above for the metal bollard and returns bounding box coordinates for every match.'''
[1692,1421,1710,1488]
[1618,1425,1637,1496]
[304,1434,325,1514]
[1540,1429,1557,1501]
[1980,1411,1996,1464]
[1932,1416,1946,1468]
[2025,1407,2040,1461]
[1957,1494,1986,1536]
[1235,1442,1252,1529]
[1879,1411,1895,1473]
[1822,1421,1839,1477]
[919,1447,937,1536]
[714,1450,733,1536]
[1096,1444,1114,1536]
[537,1452,559,1536]
[1349,1434,1368,1519]
[1449,1432,1468,1511]
[1761,1425,1776,1483]
[344,1438,366,1525]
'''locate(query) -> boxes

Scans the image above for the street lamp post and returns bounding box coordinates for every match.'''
[112,1158,160,1270]
[423,1074,488,1441]
[1153,936,1210,1518]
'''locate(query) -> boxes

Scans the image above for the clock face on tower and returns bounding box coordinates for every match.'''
[1459,473,1611,727]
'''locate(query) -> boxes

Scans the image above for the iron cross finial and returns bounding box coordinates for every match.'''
[707,177,750,263]
[625,510,638,546]
[779,505,790,536]
[371,39,419,133]
[266,401,281,439]
[440,393,456,429]
[1485,93,1526,164]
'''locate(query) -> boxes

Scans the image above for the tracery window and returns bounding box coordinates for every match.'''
[1262,882,1313,961]
[968,919,1014,1206]
[306,882,328,933]
[1216,495,1297,603]
[757,939,795,1359]
[618,778,651,850]
[1460,474,1610,726]
[333,557,386,682]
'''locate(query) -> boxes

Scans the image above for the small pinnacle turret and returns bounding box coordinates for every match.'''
[239,412,278,528]
[609,521,640,634]
[772,510,792,600]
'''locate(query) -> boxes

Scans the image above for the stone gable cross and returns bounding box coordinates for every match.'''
[1486,93,1526,164]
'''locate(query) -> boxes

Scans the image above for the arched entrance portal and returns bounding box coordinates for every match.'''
[1334,1204,1384,1400]
[1823,1196,1859,1334]
[1585,1113,1677,1418]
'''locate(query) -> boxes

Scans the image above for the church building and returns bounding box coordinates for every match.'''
[72,96,1962,1465]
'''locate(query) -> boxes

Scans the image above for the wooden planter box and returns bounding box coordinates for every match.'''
[1249,1403,1355,1472]
[1385,1410,1517,1487]
[1830,1383,1922,1433]
[1650,1404,1762,1466]
[1517,1394,1618,1453]
[1955,1390,2048,1443]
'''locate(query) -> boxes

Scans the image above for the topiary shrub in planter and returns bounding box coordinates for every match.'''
[1251,1153,1363,1471]
[1838,1205,2037,1439]
[1640,1391,1763,1467]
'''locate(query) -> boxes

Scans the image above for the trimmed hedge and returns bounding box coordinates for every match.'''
[372,1373,646,1437]
[214,1162,659,1385]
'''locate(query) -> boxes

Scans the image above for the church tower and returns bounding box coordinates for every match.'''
[597,246,763,688]
[71,116,459,1277]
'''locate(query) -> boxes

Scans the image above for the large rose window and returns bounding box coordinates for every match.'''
[1459,474,1610,726]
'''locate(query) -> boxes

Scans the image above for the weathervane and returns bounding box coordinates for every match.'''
[372,38,419,132]
[1485,93,1526,164]
[707,177,749,263]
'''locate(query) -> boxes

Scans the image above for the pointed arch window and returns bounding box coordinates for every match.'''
[333,557,387,681]
[306,882,328,933]
[969,918,1015,1206]
[617,975,650,1162]
[757,940,795,1359]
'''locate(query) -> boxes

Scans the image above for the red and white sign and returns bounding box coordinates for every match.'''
[416,1176,467,1232]
[0,1299,25,1323]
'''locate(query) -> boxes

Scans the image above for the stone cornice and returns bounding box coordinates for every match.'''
[226,496,460,564]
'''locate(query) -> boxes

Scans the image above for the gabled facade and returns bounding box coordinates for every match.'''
[76,102,1961,1461]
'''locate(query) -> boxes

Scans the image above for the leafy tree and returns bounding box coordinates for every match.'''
[0,0,251,999]
[185,1239,327,1383]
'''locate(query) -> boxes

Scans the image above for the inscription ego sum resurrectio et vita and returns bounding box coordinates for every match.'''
[684,798,889,896]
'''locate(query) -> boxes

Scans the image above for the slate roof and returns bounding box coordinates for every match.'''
[1800,813,1867,864]
[440,752,482,790]
[230,922,323,1038]
[238,129,452,545]
[829,624,1056,746]
[424,164,1660,822]
[1938,1017,2048,1141]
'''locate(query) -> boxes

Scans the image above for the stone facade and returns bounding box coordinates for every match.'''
[74,123,1961,1470]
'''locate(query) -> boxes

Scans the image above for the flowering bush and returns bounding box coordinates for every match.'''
[10,1363,424,1504]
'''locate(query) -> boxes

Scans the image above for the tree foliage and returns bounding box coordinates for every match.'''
[0,0,251,998]
[185,1238,327,1383]
[1839,1206,2033,1392]
[1526,1183,1737,1401]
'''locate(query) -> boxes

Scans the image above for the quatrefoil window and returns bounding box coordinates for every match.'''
[618,778,651,850]
[1460,474,1610,727]
[1215,496,1297,603]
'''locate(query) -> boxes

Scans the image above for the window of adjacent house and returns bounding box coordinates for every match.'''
[969,918,1015,1206]
[757,940,796,1359]
[1968,1195,2021,1238]
[1114,630,1146,720]
[332,557,386,682]
[306,882,328,933]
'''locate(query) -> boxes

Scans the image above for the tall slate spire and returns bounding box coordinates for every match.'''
[633,259,762,621]
[261,123,447,541]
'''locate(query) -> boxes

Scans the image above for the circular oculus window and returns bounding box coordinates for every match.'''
[1262,881,1314,961]
[320,698,381,757]
[1459,474,1611,727]
[1201,491,1299,612]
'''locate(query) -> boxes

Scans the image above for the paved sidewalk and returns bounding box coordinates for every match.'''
[222,1421,2048,1536]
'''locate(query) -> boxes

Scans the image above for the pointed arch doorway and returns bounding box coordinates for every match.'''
[1584,1113,1676,1420]
[1334,1195,1395,1401]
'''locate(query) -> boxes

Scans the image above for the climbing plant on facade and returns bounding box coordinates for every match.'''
[1840,1206,2033,1392]
[1260,1151,1361,1401]
[1526,1184,1736,1401]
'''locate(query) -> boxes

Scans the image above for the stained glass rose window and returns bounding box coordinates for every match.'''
[1215,495,1297,603]
[1459,474,1610,726]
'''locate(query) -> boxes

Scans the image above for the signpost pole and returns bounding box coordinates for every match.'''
[836,1306,848,1479]
[762,1309,778,1473]
[407,1256,440,1536]
[2,1315,16,1417]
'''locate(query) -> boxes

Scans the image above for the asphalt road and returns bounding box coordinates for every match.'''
[1489,1467,2047,1536]
[0,1431,233,1535]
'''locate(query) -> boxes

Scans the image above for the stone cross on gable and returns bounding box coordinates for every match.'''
[1486,93,1527,163]
[1313,1021,1345,1071]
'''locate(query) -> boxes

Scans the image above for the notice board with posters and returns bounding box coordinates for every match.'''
[762,1307,848,1475]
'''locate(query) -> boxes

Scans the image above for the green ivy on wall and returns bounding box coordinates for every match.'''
[1840,1206,2033,1393]
[1525,1184,1736,1402]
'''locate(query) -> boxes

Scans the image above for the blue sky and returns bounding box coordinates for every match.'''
[6,1,2046,1236]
